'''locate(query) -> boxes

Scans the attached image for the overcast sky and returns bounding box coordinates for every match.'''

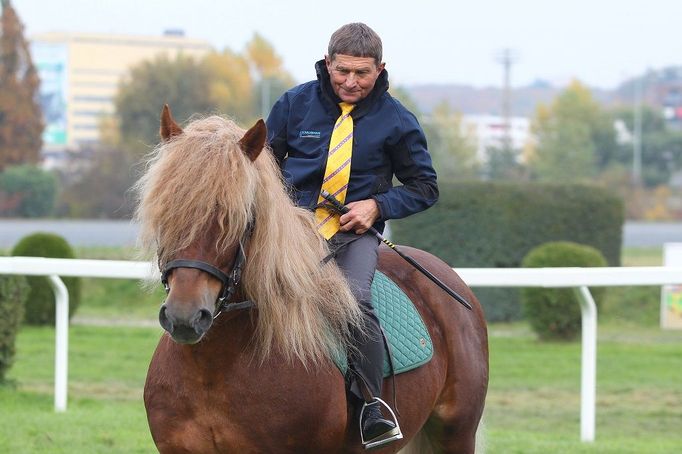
[11,0,681,88]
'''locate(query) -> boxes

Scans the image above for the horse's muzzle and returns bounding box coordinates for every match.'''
[159,304,213,344]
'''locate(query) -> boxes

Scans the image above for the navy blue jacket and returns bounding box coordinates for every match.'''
[266,60,438,232]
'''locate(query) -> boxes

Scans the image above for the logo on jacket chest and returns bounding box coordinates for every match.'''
[299,130,321,139]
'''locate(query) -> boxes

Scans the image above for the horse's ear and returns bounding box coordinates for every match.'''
[160,104,183,141]
[238,119,266,162]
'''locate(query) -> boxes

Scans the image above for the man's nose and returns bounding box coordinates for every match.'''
[344,73,357,87]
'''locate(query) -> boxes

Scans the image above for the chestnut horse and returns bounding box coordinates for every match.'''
[136,106,488,453]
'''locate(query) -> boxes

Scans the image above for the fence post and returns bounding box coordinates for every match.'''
[49,275,69,412]
[573,286,597,442]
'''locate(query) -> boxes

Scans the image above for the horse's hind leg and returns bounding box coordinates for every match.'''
[416,410,479,454]
[419,381,485,454]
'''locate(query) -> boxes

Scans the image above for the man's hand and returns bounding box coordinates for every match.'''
[339,198,380,234]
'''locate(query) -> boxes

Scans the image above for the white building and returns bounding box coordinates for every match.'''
[461,114,531,162]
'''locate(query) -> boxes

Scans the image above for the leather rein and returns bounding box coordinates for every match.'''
[160,222,255,319]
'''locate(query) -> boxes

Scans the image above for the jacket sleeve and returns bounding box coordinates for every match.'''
[371,105,439,220]
[265,93,290,168]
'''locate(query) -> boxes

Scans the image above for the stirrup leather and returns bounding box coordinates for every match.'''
[359,398,403,450]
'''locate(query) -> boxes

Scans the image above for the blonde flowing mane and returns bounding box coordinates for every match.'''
[135,115,363,364]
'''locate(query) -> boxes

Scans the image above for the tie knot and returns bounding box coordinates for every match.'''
[339,102,355,115]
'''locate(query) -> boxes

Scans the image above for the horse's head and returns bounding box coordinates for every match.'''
[150,105,265,344]
[137,105,363,363]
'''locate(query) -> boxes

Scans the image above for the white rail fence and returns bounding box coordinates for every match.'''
[1,257,681,443]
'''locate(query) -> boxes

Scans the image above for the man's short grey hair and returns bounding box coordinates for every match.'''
[328,23,383,65]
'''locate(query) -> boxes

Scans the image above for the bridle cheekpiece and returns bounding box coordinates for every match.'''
[160,221,255,319]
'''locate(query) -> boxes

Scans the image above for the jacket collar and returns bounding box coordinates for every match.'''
[314,59,389,119]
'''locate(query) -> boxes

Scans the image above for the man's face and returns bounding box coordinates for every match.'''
[325,54,385,104]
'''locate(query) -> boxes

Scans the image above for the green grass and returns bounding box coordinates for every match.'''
[0,245,678,452]
[1,326,160,453]
[72,246,162,323]
[599,246,663,326]
[485,323,682,453]
[621,246,662,267]
[2,324,681,453]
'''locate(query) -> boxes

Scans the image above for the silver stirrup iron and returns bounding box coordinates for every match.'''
[359,397,403,450]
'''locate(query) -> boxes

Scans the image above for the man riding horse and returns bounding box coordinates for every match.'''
[266,22,438,448]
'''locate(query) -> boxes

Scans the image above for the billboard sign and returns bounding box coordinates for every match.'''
[661,243,682,329]
[32,41,69,147]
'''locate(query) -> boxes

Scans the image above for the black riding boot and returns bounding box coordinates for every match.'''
[330,232,401,448]
[350,317,401,449]
[361,399,398,444]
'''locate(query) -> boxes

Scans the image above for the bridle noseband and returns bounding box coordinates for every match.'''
[160,222,255,319]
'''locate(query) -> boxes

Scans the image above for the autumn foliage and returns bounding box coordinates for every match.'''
[0,0,43,170]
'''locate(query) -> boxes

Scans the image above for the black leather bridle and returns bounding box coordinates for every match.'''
[160,222,255,318]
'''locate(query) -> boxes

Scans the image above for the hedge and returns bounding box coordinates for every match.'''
[0,275,28,382]
[10,233,81,325]
[389,182,623,321]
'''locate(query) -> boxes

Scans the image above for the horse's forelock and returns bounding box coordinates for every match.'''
[136,115,257,263]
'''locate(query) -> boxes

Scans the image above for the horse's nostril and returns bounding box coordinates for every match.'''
[192,308,213,334]
[159,304,174,333]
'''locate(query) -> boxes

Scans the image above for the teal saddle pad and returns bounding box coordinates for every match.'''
[335,270,434,377]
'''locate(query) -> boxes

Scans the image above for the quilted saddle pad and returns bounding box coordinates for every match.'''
[335,270,434,377]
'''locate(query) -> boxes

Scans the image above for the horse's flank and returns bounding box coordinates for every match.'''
[134,115,363,365]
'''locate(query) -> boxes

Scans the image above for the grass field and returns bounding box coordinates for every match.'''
[1,246,680,453]
[2,324,680,453]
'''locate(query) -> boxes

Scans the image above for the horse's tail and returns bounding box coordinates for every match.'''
[398,429,436,454]
[475,415,487,454]
[398,417,487,454]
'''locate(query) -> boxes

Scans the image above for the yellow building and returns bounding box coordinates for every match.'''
[30,31,212,153]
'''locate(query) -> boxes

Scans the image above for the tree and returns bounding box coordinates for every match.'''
[426,101,479,181]
[612,106,682,187]
[57,144,137,218]
[245,32,284,79]
[528,80,614,182]
[203,49,254,122]
[245,33,295,119]
[115,54,215,155]
[0,0,43,170]
[484,144,526,181]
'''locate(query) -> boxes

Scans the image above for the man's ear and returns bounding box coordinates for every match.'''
[160,104,183,141]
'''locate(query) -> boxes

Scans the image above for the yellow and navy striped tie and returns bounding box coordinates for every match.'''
[315,102,355,239]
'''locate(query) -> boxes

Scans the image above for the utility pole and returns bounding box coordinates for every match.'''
[260,77,271,120]
[495,48,518,152]
[632,77,643,187]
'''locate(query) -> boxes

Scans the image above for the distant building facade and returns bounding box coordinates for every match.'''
[30,31,212,158]
[656,67,682,126]
[461,114,530,161]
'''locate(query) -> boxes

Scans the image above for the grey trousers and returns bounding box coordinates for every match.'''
[329,231,383,401]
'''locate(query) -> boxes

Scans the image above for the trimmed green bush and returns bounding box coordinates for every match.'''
[0,275,28,382]
[10,233,81,325]
[390,182,623,322]
[521,241,608,341]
